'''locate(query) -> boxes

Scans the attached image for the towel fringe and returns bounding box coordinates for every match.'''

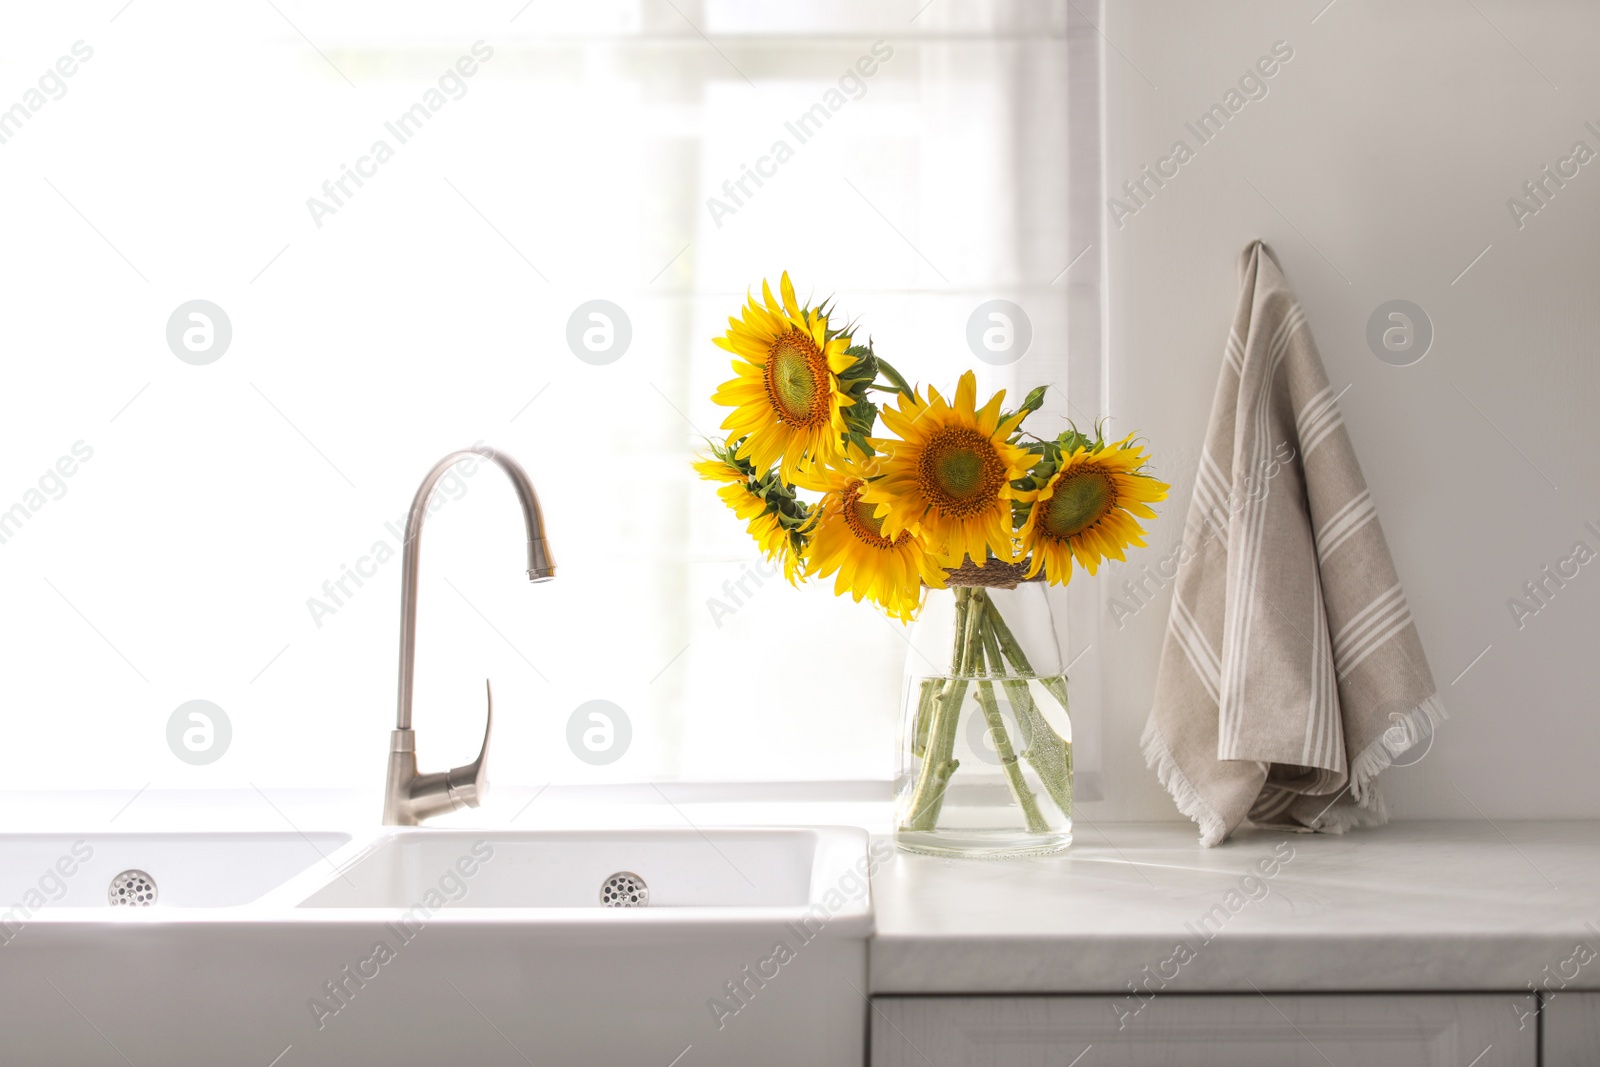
[1296,694,1443,834]
[1141,718,1229,848]
[1305,790,1390,834]
[1347,694,1447,804]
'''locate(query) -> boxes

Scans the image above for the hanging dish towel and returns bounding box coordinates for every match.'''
[1143,240,1444,847]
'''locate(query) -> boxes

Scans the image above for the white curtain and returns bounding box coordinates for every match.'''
[0,0,1101,792]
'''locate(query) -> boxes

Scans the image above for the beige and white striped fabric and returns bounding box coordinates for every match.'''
[1143,240,1444,847]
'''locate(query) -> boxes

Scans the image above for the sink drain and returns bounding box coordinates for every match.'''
[600,872,647,907]
[108,869,157,907]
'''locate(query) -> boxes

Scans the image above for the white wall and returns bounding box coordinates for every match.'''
[1087,0,1600,822]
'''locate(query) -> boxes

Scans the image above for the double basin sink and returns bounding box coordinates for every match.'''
[0,826,875,1066]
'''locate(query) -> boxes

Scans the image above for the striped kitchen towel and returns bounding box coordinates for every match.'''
[1143,240,1444,847]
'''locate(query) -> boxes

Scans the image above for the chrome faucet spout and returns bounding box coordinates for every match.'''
[384,445,554,826]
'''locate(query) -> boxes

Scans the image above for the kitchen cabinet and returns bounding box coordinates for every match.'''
[870,993,1536,1066]
[1543,992,1600,1067]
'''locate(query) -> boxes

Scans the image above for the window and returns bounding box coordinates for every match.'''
[0,0,1102,794]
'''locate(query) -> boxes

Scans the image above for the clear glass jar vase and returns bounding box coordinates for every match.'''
[895,573,1073,858]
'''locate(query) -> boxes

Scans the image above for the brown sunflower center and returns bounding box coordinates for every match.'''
[917,426,1006,517]
[763,329,830,427]
[1041,469,1116,541]
[842,481,909,550]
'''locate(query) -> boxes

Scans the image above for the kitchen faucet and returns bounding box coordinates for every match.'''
[382,445,555,826]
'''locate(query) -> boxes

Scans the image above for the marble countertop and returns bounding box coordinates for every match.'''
[8,790,1595,994]
[870,820,1600,994]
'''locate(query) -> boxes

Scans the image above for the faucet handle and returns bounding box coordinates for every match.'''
[383,679,494,826]
[444,679,493,809]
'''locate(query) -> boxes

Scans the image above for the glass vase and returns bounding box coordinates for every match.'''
[894,574,1073,858]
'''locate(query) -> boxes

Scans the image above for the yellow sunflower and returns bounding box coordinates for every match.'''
[711,273,856,482]
[694,454,808,584]
[862,370,1031,567]
[1017,435,1169,583]
[795,454,948,623]
[692,454,745,487]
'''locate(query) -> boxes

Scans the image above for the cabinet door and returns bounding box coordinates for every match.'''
[870,994,1535,1067]
[1544,992,1600,1067]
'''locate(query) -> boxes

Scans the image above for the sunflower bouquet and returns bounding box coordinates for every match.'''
[696,273,1168,849]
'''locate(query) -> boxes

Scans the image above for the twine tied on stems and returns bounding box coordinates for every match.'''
[940,557,1042,589]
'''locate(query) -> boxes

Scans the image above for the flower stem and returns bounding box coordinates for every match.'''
[1038,674,1071,715]
[978,621,1071,819]
[903,586,978,831]
[974,636,1049,833]
[911,678,940,759]
[984,599,1072,711]
[873,356,916,400]
[904,588,1075,835]
[982,598,1072,818]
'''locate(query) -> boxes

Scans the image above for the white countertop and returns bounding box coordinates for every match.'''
[870,820,1600,994]
[8,790,1596,995]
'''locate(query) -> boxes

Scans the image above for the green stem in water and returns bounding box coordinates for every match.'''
[983,598,1072,816]
[985,598,1072,714]
[911,677,940,759]
[973,640,1050,834]
[1039,674,1071,717]
[904,589,1077,834]
[903,587,979,831]
[979,621,1071,819]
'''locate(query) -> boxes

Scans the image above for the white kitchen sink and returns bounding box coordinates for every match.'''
[0,824,878,1067]
[0,831,351,909]
[298,828,824,909]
